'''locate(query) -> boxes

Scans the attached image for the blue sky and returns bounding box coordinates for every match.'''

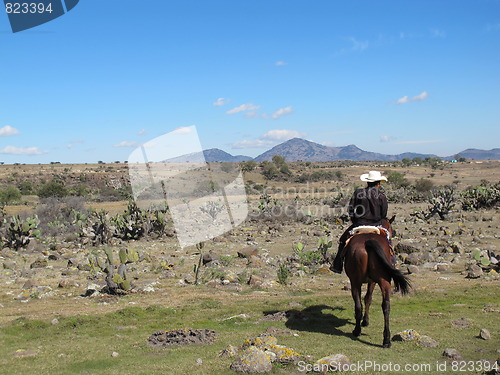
[0,0,499,164]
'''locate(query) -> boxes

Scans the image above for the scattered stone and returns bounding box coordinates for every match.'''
[48,254,60,261]
[3,261,16,270]
[196,358,203,366]
[452,317,471,329]
[202,253,213,266]
[51,318,59,325]
[237,246,258,259]
[30,259,48,269]
[405,253,423,265]
[263,326,294,336]
[22,279,36,289]
[248,275,264,288]
[217,345,239,358]
[392,329,420,342]
[147,328,216,347]
[314,354,351,372]
[467,264,484,279]
[230,346,272,373]
[14,349,38,358]
[258,311,287,322]
[407,265,419,274]
[316,264,332,275]
[395,242,420,254]
[115,326,137,331]
[111,351,119,357]
[416,335,439,347]
[479,328,491,340]
[450,241,465,254]
[436,263,451,272]
[443,348,462,361]
[58,279,79,288]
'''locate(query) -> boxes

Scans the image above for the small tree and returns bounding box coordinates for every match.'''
[0,186,22,206]
[37,180,68,198]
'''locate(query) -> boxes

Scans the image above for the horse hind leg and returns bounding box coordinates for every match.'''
[380,279,392,348]
[362,282,376,327]
[351,282,363,337]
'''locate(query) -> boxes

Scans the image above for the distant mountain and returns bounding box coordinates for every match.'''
[253,138,437,162]
[163,148,252,163]
[454,148,500,160]
[163,139,498,163]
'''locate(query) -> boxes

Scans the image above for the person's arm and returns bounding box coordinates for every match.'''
[348,191,356,221]
[380,193,388,219]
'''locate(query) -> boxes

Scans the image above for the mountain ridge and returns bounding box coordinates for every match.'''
[165,138,499,162]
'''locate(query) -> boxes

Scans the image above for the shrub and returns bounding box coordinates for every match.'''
[277,263,290,285]
[387,172,410,188]
[414,178,434,193]
[37,180,68,198]
[0,186,22,206]
[461,183,500,210]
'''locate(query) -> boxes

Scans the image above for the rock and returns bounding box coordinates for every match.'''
[395,242,420,254]
[230,346,272,373]
[13,349,38,358]
[247,255,263,266]
[77,263,92,272]
[51,318,59,325]
[467,264,484,278]
[202,253,213,265]
[48,254,60,261]
[452,318,471,328]
[3,261,16,270]
[443,348,462,361]
[416,335,439,347]
[479,328,491,340]
[147,328,216,347]
[237,246,259,258]
[217,345,239,358]
[436,263,451,272]
[267,344,301,364]
[314,354,351,372]
[111,351,119,357]
[22,279,36,289]
[316,264,332,275]
[58,279,79,288]
[405,253,423,265]
[242,336,278,350]
[30,259,48,269]
[407,265,419,274]
[392,329,420,342]
[248,275,264,288]
[450,241,465,254]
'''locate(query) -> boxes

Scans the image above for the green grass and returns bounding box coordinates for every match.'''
[1,281,499,375]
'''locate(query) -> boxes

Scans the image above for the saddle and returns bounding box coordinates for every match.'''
[344,225,394,256]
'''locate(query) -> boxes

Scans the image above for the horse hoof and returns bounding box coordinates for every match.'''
[383,342,391,348]
[361,320,369,327]
[352,329,361,337]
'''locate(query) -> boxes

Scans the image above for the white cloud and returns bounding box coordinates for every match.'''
[262,129,305,141]
[245,111,260,119]
[213,97,230,106]
[380,135,391,143]
[412,91,429,101]
[396,91,429,104]
[226,103,260,115]
[137,129,146,135]
[231,139,275,149]
[430,28,446,38]
[0,145,47,155]
[275,61,287,66]
[271,106,293,119]
[397,96,410,105]
[113,141,137,148]
[0,125,20,137]
[67,139,85,149]
[171,126,193,134]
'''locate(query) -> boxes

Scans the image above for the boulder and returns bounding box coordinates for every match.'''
[30,259,48,269]
[467,264,483,279]
[392,329,420,342]
[443,348,462,361]
[314,354,351,372]
[238,246,259,259]
[479,328,491,340]
[230,347,272,373]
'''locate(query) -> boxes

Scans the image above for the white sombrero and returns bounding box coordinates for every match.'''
[360,170,387,182]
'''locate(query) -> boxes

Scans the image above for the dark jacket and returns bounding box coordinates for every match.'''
[348,187,388,225]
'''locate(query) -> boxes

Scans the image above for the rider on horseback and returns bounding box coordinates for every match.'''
[330,170,388,273]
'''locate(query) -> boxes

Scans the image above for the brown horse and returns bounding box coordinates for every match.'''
[344,216,411,348]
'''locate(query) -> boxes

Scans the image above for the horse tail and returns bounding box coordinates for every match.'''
[365,239,411,295]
